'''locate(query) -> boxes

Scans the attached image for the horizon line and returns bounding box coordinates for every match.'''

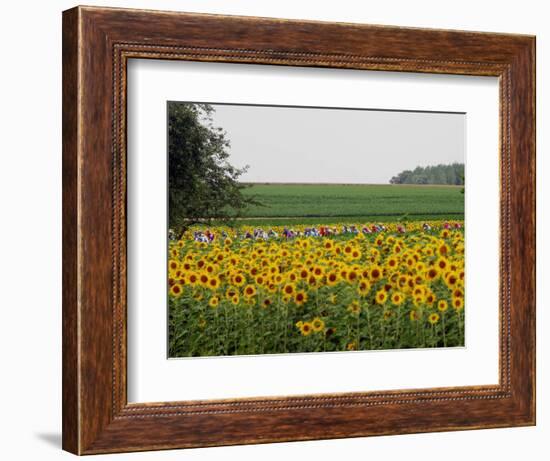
[238,182,463,187]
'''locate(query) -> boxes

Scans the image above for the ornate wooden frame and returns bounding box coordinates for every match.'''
[62,5,536,455]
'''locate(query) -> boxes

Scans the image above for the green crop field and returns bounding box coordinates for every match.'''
[238,183,464,225]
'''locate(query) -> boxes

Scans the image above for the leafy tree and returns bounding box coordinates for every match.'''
[168,102,258,237]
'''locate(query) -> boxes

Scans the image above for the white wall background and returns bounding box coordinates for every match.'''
[0,1,545,459]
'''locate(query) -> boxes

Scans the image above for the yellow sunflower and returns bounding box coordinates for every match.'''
[294,291,308,306]
[299,322,313,336]
[243,284,257,298]
[282,283,295,296]
[326,271,340,286]
[391,291,405,306]
[312,317,325,333]
[375,289,388,304]
[357,280,371,296]
[208,296,220,308]
[232,272,246,287]
[452,297,464,311]
[370,265,383,282]
[428,313,440,325]
[347,301,361,315]
[169,283,183,298]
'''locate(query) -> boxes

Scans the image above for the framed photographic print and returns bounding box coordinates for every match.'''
[62,5,536,455]
[164,101,466,359]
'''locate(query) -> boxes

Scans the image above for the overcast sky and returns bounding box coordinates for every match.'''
[205,103,464,184]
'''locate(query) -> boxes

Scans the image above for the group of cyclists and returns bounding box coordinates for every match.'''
[178,220,461,244]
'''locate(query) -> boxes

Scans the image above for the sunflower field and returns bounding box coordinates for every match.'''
[168,221,465,357]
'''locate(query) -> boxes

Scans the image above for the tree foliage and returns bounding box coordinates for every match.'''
[168,102,257,236]
[389,163,465,185]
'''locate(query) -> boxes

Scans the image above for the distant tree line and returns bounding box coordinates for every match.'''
[389,163,464,185]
